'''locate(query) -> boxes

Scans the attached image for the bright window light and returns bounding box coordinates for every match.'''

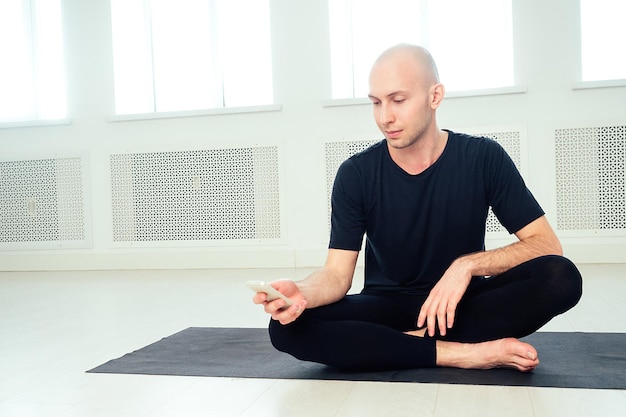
[217,1,274,108]
[328,0,514,99]
[580,0,626,82]
[0,0,66,122]
[111,0,273,115]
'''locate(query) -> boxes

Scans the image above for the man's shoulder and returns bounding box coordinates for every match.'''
[448,130,498,146]
[350,139,386,159]
[341,139,386,169]
[446,130,505,157]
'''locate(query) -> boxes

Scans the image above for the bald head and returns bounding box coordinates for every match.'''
[367,44,445,149]
[370,44,440,88]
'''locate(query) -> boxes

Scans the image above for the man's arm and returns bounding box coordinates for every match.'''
[417,215,562,336]
[456,215,562,277]
[254,248,358,324]
[297,248,359,307]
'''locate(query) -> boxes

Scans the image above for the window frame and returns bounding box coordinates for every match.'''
[576,0,626,89]
[326,0,519,102]
[110,0,275,117]
[0,0,67,126]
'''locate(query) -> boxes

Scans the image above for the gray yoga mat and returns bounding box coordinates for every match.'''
[88,327,626,389]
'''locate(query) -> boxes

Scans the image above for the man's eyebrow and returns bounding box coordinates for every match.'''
[368,91,407,100]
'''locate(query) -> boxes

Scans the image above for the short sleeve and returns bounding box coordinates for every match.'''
[328,159,366,251]
[484,140,545,234]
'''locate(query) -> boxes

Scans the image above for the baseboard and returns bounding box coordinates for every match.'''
[0,242,623,272]
[0,249,299,271]
[561,241,626,264]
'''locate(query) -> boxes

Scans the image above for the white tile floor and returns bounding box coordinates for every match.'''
[1,264,625,417]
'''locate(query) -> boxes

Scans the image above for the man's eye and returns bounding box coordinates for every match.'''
[394,98,405,103]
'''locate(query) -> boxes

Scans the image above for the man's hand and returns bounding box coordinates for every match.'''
[417,217,562,337]
[252,279,307,325]
[417,258,473,337]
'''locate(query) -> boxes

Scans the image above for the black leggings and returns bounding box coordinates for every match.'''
[269,255,583,371]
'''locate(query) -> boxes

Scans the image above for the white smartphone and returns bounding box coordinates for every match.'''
[246,280,294,307]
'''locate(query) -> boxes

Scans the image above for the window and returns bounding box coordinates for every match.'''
[0,0,66,122]
[110,0,274,115]
[580,0,626,82]
[328,0,514,99]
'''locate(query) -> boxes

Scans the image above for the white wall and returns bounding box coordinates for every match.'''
[1,0,625,271]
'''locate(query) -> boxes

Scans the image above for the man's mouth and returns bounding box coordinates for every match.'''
[385,130,402,139]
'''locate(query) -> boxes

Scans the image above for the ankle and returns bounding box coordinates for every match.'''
[435,340,474,368]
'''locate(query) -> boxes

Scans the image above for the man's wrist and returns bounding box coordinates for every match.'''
[454,253,480,278]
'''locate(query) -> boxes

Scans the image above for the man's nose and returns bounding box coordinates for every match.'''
[379,103,395,125]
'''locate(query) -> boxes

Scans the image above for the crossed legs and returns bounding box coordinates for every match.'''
[269,255,582,372]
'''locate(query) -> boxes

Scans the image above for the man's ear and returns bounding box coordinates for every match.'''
[430,83,445,109]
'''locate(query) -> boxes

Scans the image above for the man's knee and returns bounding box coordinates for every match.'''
[268,318,322,364]
[541,255,583,311]
[268,319,290,353]
[268,318,307,358]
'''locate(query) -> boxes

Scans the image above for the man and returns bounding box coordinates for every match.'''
[253,44,582,372]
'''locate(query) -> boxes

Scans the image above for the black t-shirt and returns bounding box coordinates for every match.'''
[329,131,544,295]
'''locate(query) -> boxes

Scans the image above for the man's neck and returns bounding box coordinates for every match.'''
[388,129,449,175]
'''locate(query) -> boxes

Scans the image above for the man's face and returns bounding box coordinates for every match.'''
[368,55,434,150]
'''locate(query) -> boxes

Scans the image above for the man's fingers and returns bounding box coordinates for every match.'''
[418,292,436,327]
[446,304,456,330]
[437,304,448,336]
[418,298,439,337]
[418,298,458,337]
[439,298,459,335]
[417,304,428,328]
[427,309,438,337]
[272,301,306,325]
[252,292,268,305]
[265,298,289,313]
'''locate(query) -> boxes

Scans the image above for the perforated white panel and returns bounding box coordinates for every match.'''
[323,131,522,235]
[555,126,626,231]
[110,146,281,243]
[0,157,87,248]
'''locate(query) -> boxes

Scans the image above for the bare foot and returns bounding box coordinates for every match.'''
[436,338,539,372]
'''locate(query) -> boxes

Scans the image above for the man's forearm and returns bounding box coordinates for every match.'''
[295,248,358,309]
[296,268,352,308]
[459,229,562,278]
